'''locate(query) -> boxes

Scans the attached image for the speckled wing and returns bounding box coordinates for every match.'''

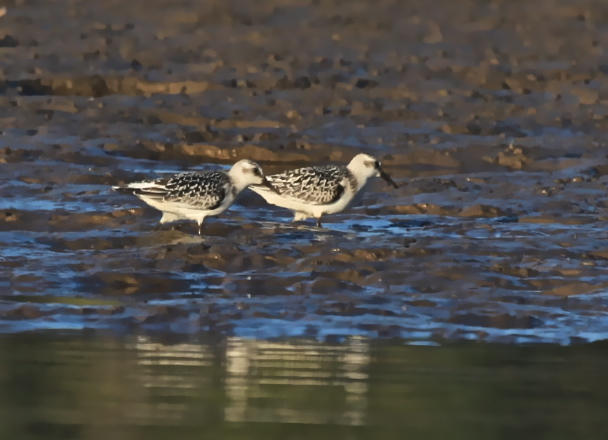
[266,165,348,205]
[134,171,229,210]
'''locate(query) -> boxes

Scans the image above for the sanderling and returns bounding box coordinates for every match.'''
[250,153,398,227]
[113,159,275,234]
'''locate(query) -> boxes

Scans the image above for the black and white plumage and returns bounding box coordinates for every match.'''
[113,159,275,234]
[265,165,354,205]
[250,153,398,227]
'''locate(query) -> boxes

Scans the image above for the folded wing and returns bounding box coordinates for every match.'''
[119,171,229,210]
[263,165,347,205]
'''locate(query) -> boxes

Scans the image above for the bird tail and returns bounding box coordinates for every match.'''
[112,184,136,193]
[112,181,167,197]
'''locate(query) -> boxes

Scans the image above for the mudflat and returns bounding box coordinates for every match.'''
[1,0,608,342]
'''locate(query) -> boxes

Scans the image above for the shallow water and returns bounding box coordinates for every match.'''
[1,334,607,440]
[2,205,608,342]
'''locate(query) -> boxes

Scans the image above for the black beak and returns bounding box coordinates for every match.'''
[262,177,279,193]
[379,168,398,188]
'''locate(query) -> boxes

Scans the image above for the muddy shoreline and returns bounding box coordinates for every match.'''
[1,0,608,342]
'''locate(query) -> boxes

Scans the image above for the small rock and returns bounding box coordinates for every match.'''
[0,34,17,47]
[285,109,300,119]
[354,78,378,88]
[293,76,311,89]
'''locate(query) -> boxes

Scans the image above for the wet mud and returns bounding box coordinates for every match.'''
[2,0,608,342]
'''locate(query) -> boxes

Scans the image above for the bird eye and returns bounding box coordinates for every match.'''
[374,160,380,169]
[253,168,261,177]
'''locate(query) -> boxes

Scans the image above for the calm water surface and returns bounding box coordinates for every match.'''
[1,333,607,440]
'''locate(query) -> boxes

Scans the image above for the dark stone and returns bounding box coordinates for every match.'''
[355,78,378,88]
[0,35,18,47]
[130,59,142,70]
[293,76,311,89]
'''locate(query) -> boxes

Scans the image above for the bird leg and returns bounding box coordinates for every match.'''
[316,217,323,228]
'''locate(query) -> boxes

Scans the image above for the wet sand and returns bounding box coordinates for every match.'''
[1,0,608,342]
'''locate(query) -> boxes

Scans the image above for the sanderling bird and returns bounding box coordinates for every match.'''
[113,159,276,234]
[250,153,398,227]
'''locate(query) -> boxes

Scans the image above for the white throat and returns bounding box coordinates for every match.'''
[346,164,372,192]
[227,168,249,193]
